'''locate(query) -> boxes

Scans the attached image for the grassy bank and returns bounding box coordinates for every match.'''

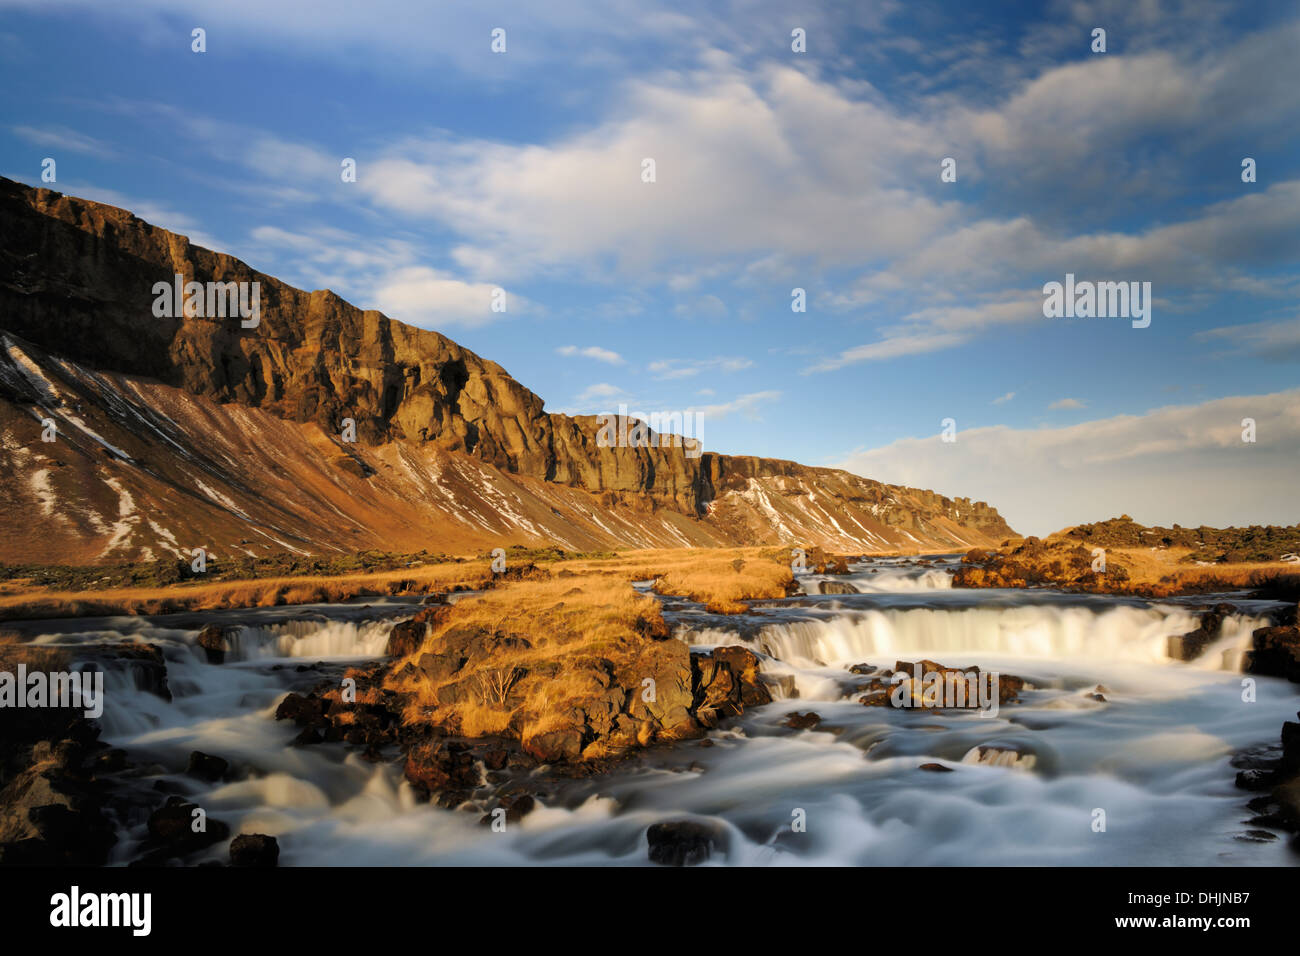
[0,546,800,622]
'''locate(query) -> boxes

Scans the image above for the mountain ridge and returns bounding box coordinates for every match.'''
[0,176,1014,563]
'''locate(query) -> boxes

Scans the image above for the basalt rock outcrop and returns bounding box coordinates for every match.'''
[1249,625,1300,683]
[0,177,1014,562]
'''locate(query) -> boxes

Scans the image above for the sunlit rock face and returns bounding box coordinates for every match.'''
[0,177,1014,562]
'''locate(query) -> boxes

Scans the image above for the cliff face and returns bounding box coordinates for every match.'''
[0,177,1014,562]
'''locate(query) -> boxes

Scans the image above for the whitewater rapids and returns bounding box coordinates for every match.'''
[15,559,1299,866]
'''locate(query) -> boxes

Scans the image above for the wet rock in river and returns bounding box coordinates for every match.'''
[1249,625,1300,682]
[818,580,857,595]
[186,750,229,782]
[783,711,822,730]
[196,624,228,664]
[230,833,280,867]
[1167,603,1235,662]
[135,797,231,864]
[646,820,724,866]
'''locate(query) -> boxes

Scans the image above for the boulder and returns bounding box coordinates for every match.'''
[196,624,227,664]
[229,833,279,867]
[818,580,857,595]
[783,711,822,730]
[1167,603,1234,662]
[140,798,230,862]
[186,750,229,782]
[274,692,328,725]
[646,820,723,866]
[1249,626,1300,682]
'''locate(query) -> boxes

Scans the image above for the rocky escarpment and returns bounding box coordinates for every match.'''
[0,177,1013,561]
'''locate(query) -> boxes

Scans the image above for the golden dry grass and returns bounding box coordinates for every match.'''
[0,561,493,621]
[551,546,795,612]
[1091,546,1299,594]
[385,575,681,754]
[0,545,806,622]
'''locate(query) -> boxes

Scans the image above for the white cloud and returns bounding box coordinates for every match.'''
[992,392,1015,405]
[836,389,1300,536]
[1049,398,1086,410]
[356,60,957,281]
[673,294,728,319]
[806,332,970,372]
[649,356,752,379]
[688,389,781,420]
[371,267,526,330]
[557,345,625,365]
[1196,316,1300,361]
[574,382,626,404]
[12,124,115,157]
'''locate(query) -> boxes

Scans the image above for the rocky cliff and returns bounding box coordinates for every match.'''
[0,176,1014,563]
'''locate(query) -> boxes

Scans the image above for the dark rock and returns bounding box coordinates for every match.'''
[1236,769,1276,791]
[196,624,227,664]
[186,750,229,782]
[229,833,279,867]
[403,742,479,801]
[859,659,1026,709]
[1248,626,1300,682]
[386,605,451,658]
[1168,604,1235,662]
[386,620,426,658]
[919,763,954,772]
[274,692,328,725]
[818,580,857,595]
[646,820,722,867]
[291,726,324,747]
[141,798,230,861]
[93,748,129,773]
[524,727,584,763]
[691,645,771,727]
[783,711,822,730]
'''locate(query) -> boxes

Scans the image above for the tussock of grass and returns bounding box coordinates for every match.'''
[551,547,795,613]
[386,576,682,753]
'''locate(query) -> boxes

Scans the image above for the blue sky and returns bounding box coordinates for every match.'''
[2,0,1297,534]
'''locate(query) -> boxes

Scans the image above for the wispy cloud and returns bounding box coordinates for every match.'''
[12,124,115,157]
[689,390,781,420]
[649,356,752,379]
[805,332,970,372]
[557,345,625,365]
[1195,315,1300,360]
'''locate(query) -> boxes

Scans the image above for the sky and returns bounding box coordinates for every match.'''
[1,0,1297,536]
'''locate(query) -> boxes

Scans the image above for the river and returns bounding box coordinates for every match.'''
[15,556,1297,865]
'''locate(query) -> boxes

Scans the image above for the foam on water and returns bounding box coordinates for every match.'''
[21,584,1299,866]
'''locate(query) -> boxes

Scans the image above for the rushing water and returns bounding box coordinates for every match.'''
[14,558,1299,866]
